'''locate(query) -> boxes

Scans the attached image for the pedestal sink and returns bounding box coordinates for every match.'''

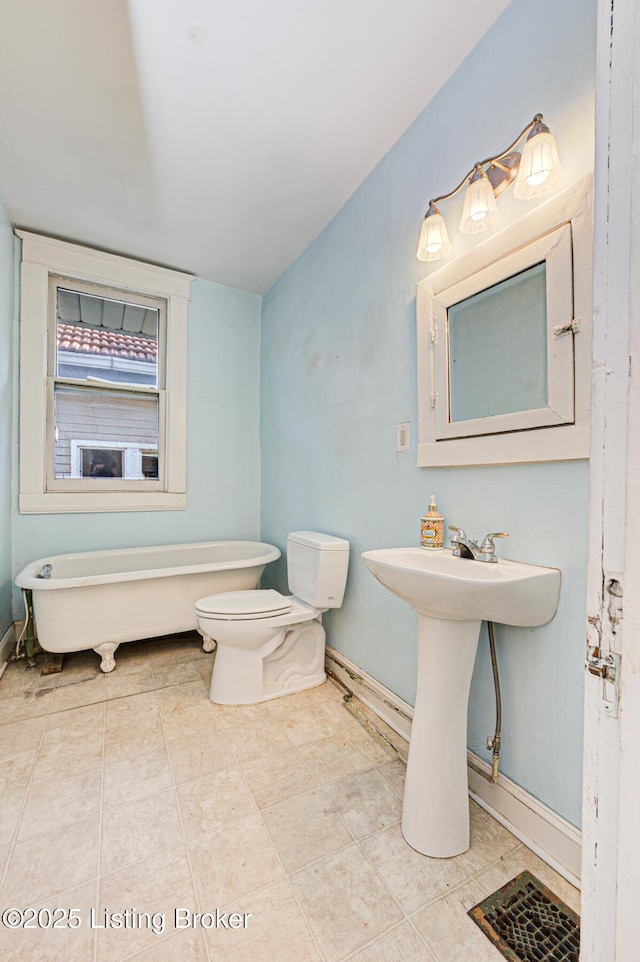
[361,547,560,859]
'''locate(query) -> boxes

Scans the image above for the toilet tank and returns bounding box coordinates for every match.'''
[287,531,350,608]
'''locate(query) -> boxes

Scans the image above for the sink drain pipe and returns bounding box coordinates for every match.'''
[486,620,502,783]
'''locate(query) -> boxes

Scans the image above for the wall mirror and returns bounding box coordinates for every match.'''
[416,176,593,467]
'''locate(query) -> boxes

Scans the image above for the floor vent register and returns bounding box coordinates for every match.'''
[468,870,580,962]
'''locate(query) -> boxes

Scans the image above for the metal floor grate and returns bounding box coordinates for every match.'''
[468,870,580,962]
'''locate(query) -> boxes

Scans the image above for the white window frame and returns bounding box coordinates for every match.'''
[18,231,193,513]
[416,175,593,467]
[47,274,166,494]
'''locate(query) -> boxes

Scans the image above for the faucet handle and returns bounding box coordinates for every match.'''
[448,525,467,541]
[479,532,509,556]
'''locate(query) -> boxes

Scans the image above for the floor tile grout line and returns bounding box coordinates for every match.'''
[276,691,398,953]
[266,696,344,743]
[411,871,488,916]
[309,773,418,960]
[261,781,437,960]
[352,833,420,924]
[404,915,440,962]
[305,705,491,938]
[338,918,438,962]
[93,696,108,962]
[102,652,188,953]
[0,706,49,895]
[464,840,527,886]
[0,657,68,891]
[211,683,330,962]
[92,660,214,962]
[113,923,207,962]
[0,692,104,949]
[270,707,418,960]
[225,717,324,787]
[256,826,331,960]
[152,662,215,962]
[231,672,404,959]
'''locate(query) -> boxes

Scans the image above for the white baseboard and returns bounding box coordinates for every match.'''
[467,752,581,888]
[325,646,581,887]
[0,623,16,671]
[326,645,413,740]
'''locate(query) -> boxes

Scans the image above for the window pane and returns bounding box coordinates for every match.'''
[81,448,124,478]
[141,454,159,479]
[56,286,159,388]
[54,386,159,480]
[448,263,548,422]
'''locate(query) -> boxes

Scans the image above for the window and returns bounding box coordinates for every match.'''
[69,442,159,479]
[416,176,593,467]
[18,232,193,513]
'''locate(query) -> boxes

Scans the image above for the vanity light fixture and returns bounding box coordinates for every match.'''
[416,114,562,262]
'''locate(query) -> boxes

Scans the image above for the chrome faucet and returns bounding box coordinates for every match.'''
[448,526,509,563]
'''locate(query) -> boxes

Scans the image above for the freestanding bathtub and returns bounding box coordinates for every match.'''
[15,541,280,672]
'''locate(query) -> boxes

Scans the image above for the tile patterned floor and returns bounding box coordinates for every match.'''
[0,634,580,961]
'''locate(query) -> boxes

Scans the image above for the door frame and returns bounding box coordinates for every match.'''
[582,0,640,956]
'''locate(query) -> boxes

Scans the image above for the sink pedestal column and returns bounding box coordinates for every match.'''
[402,615,482,858]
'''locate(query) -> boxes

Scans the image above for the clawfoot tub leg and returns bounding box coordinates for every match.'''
[93,642,119,673]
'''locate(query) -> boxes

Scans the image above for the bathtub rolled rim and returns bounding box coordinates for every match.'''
[14,540,281,590]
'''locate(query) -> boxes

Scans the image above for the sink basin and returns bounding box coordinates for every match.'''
[361,547,560,626]
[361,546,561,859]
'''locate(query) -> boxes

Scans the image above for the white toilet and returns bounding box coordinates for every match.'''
[195,531,350,705]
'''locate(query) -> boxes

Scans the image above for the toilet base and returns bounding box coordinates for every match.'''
[209,620,327,705]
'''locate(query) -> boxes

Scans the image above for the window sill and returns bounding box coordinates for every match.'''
[19,491,186,514]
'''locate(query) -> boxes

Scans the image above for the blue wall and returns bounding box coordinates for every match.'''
[260,0,596,828]
[0,196,14,638]
[11,277,262,598]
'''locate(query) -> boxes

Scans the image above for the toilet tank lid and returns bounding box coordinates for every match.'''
[288,531,350,551]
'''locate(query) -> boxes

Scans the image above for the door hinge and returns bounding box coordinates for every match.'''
[553,318,581,338]
[429,325,438,345]
[430,391,438,409]
[587,647,620,717]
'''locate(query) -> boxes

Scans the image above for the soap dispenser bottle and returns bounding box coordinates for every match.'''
[420,495,444,549]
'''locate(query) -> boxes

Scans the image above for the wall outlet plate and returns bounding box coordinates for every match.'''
[396,421,411,452]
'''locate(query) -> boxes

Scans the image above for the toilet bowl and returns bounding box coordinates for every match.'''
[195,532,349,705]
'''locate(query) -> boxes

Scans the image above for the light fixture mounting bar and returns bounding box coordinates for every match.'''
[428,115,540,209]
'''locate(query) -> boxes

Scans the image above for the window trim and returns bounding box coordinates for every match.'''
[416,175,593,467]
[47,276,166,493]
[17,231,193,513]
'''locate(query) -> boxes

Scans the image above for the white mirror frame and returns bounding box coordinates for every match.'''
[416,175,593,467]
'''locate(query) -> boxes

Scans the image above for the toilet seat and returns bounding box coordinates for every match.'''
[195,589,294,621]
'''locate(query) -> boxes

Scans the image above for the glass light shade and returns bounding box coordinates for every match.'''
[459,170,500,235]
[416,208,452,262]
[513,129,563,200]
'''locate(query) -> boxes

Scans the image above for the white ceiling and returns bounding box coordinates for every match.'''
[0,0,512,294]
